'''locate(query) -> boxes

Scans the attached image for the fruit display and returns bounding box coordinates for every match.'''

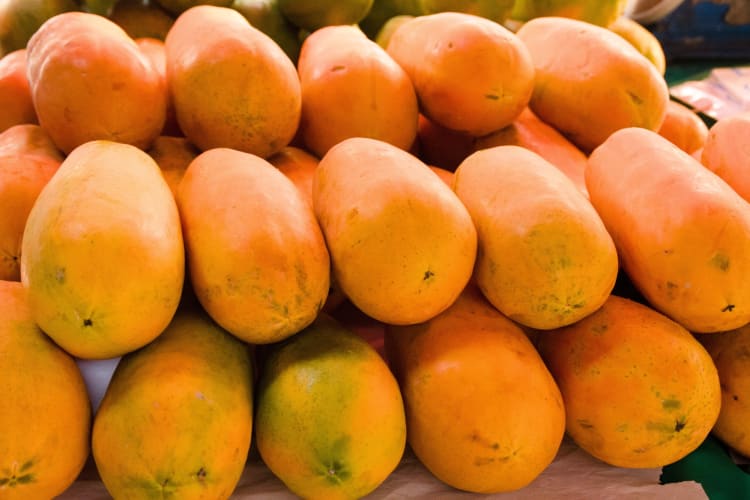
[0,0,746,498]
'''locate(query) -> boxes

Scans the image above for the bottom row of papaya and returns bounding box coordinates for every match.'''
[1,277,744,498]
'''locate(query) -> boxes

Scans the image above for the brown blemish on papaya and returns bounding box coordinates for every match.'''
[722,304,735,312]
[662,398,681,411]
[83,318,93,327]
[331,65,346,72]
[55,267,65,283]
[578,419,594,429]
[674,418,686,432]
[196,467,206,481]
[485,94,499,100]
[626,90,643,106]
[423,270,434,281]
[710,253,730,271]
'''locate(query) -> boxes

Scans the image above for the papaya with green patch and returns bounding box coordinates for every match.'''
[536,294,721,468]
[255,314,406,499]
[0,280,90,499]
[92,305,254,499]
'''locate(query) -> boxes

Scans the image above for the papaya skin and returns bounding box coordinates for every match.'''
[255,314,406,500]
[536,295,721,468]
[657,99,708,156]
[386,12,535,136]
[92,306,254,500]
[20,140,185,359]
[453,145,618,329]
[177,147,330,344]
[25,11,167,154]
[516,16,669,153]
[698,325,750,457]
[473,107,589,197]
[701,112,750,203]
[313,137,477,325]
[0,49,37,132]
[586,127,750,333]
[385,285,565,493]
[297,24,419,157]
[165,5,300,158]
[0,281,91,500]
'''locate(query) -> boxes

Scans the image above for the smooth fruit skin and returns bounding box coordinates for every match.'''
[701,112,750,203]
[657,100,709,156]
[25,11,167,154]
[453,145,618,330]
[177,147,330,344]
[92,305,254,500]
[586,127,750,333]
[0,280,91,500]
[0,125,62,281]
[297,24,419,158]
[385,285,566,493]
[0,49,37,132]
[699,326,750,457]
[313,137,477,325]
[21,140,185,359]
[255,314,406,500]
[516,16,668,153]
[386,12,535,136]
[165,5,301,158]
[536,295,721,468]
[473,107,589,198]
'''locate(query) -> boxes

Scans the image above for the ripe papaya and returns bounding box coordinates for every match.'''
[92,305,254,499]
[21,140,185,359]
[587,127,750,333]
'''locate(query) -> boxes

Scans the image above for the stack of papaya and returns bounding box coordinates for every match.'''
[2,0,750,498]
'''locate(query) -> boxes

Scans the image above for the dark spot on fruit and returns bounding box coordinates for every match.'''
[666,281,677,289]
[722,304,735,312]
[491,442,500,450]
[662,398,681,410]
[734,394,740,401]
[423,270,434,281]
[474,457,495,466]
[626,90,643,105]
[675,418,686,432]
[578,419,594,429]
[591,323,608,335]
[485,94,499,100]
[196,467,206,481]
[83,318,93,327]
[331,65,346,72]
[663,249,674,255]
[710,253,730,271]
[55,267,65,283]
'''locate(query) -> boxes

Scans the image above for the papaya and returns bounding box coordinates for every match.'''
[516,16,669,153]
[165,5,300,158]
[701,112,750,203]
[313,137,476,325]
[473,107,589,197]
[92,305,254,499]
[586,127,750,333]
[536,294,721,468]
[453,145,618,329]
[177,147,330,344]
[656,99,709,156]
[0,280,91,500]
[255,313,406,499]
[25,11,167,154]
[386,12,535,136]
[297,24,419,157]
[698,325,750,458]
[385,285,565,493]
[0,50,36,132]
[21,140,185,359]
[0,124,63,281]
